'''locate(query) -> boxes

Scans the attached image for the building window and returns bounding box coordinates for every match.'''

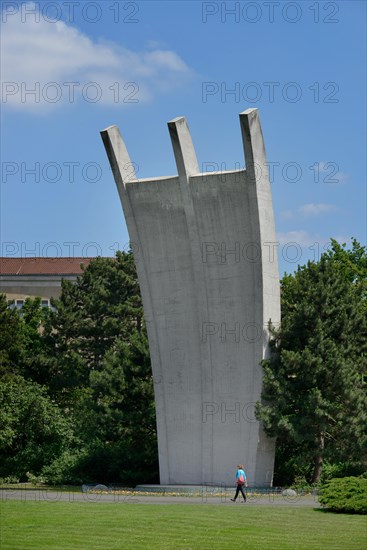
[8,298,56,311]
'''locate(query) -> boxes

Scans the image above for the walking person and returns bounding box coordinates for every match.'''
[231,464,247,502]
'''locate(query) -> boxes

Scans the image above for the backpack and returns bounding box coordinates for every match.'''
[237,473,245,485]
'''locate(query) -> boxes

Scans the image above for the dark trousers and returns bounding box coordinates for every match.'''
[233,483,246,501]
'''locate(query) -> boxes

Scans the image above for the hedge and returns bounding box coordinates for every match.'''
[319,476,367,514]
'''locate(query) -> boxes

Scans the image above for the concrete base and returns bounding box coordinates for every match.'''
[135,485,279,494]
[136,484,226,494]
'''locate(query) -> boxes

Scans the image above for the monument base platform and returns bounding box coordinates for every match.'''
[135,484,277,495]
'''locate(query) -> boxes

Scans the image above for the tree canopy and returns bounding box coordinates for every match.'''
[256,240,367,483]
[1,241,366,486]
[0,252,158,484]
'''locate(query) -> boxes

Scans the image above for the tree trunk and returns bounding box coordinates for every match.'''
[311,434,325,483]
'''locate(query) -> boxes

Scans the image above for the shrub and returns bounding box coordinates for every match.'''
[319,476,367,514]
[0,375,74,481]
[0,475,19,484]
[41,449,87,485]
[320,462,366,483]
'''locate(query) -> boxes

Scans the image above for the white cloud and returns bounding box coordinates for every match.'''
[0,2,193,111]
[298,203,337,216]
[277,231,351,249]
[277,230,327,248]
[280,203,337,220]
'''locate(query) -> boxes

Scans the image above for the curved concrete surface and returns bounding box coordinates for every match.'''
[100,109,280,487]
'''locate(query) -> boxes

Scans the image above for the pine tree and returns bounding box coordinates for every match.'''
[256,244,367,483]
[47,251,157,483]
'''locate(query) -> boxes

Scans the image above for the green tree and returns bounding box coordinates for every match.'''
[16,297,56,386]
[47,252,157,483]
[256,242,367,484]
[0,253,157,484]
[0,293,22,374]
[47,252,143,388]
[0,374,74,480]
[325,238,367,289]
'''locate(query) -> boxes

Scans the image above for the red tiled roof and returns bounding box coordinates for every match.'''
[0,258,94,275]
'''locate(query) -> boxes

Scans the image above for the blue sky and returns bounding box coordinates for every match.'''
[1,0,366,275]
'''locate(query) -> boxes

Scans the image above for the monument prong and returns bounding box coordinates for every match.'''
[100,125,137,190]
[239,108,268,187]
[168,116,199,178]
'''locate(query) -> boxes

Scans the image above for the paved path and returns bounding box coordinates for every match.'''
[1,489,320,507]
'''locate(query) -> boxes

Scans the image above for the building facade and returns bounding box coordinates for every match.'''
[0,257,92,308]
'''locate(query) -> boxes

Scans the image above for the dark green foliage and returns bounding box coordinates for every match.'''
[45,252,157,484]
[320,462,367,483]
[3,240,366,487]
[319,477,367,514]
[0,252,158,485]
[45,252,146,391]
[257,240,367,484]
[0,375,74,480]
[272,438,309,487]
[0,294,22,374]
[273,445,366,488]
[17,297,56,386]
[325,238,367,305]
[40,448,88,485]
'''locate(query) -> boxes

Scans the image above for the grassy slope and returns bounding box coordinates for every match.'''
[1,501,365,550]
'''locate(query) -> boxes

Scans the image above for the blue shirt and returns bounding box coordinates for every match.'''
[236,468,246,481]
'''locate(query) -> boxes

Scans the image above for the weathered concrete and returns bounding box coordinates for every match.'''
[101,109,280,487]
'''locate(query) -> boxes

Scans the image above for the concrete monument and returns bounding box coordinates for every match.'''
[101,108,280,487]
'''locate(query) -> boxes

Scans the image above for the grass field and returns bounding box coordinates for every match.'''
[1,500,365,550]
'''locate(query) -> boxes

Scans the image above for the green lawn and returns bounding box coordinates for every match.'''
[0,501,365,550]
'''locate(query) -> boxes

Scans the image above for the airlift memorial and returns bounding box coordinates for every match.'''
[101,108,280,487]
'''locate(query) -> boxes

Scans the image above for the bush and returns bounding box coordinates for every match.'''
[41,449,87,485]
[319,476,367,514]
[0,475,19,484]
[320,462,366,483]
[0,375,75,481]
[41,441,159,486]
